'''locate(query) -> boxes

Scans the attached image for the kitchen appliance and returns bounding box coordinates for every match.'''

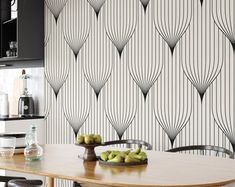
[18,95,34,117]
[18,70,34,117]
[0,136,16,158]
[0,92,9,117]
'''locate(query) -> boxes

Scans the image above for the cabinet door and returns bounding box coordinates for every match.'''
[0,119,45,184]
[0,119,45,144]
[17,0,44,59]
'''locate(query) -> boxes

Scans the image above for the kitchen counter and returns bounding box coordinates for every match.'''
[0,116,45,183]
[0,115,44,121]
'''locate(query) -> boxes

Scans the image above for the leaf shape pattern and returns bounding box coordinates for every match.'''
[83,11,112,99]
[153,44,192,148]
[212,0,235,51]
[87,0,106,18]
[153,0,192,54]
[140,0,150,12]
[44,4,53,46]
[44,79,53,118]
[105,57,138,140]
[62,56,91,137]
[212,37,235,152]
[62,0,91,59]
[128,2,163,100]
[104,0,138,58]
[45,0,68,21]
[181,0,224,101]
[45,16,71,97]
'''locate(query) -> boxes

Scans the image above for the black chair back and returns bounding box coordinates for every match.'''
[8,179,43,187]
[167,145,234,159]
[104,139,152,150]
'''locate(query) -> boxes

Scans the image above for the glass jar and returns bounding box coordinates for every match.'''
[24,125,43,161]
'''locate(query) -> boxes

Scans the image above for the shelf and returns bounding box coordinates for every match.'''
[0,0,43,68]
[0,57,42,62]
[0,115,44,121]
[0,57,43,68]
[2,18,17,25]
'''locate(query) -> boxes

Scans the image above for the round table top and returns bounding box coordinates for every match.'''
[0,144,235,187]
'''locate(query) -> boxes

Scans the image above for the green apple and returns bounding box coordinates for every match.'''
[94,135,102,144]
[84,135,94,144]
[77,135,84,144]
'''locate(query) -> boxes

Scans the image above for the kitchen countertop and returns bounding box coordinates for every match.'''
[0,115,44,121]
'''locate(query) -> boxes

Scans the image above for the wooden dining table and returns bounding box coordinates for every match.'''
[0,144,235,187]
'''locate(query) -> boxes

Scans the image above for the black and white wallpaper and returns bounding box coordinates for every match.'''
[44,0,235,153]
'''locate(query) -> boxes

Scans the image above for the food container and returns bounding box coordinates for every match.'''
[0,137,16,158]
[0,132,26,148]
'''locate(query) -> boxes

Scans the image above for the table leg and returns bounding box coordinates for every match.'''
[47,177,54,187]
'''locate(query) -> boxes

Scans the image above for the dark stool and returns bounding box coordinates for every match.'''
[0,176,42,187]
[8,179,43,187]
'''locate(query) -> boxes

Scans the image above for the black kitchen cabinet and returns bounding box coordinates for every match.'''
[0,0,44,68]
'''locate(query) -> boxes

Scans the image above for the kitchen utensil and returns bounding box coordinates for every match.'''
[0,132,26,148]
[0,137,16,158]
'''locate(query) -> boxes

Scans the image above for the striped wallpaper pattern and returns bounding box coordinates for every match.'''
[44,0,234,185]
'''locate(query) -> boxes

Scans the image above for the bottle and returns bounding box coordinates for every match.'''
[24,125,43,161]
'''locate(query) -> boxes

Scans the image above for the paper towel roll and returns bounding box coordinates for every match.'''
[0,93,9,117]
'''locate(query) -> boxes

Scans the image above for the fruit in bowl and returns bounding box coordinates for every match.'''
[77,134,102,145]
[94,135,102,144]
[100,147,147,163]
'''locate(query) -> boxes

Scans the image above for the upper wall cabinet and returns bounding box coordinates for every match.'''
[0,0,44,68]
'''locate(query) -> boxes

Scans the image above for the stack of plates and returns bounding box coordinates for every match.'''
[0,132,26,154]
